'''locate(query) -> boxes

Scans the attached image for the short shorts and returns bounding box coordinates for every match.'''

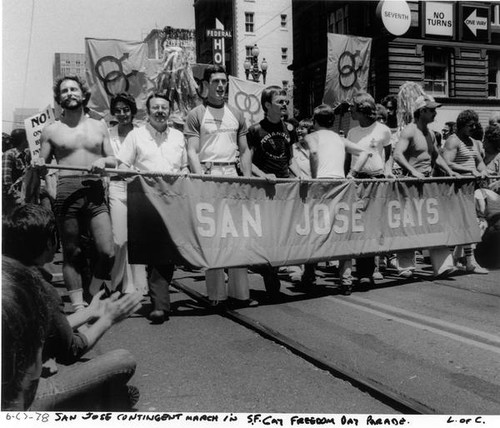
[54,175,108,220]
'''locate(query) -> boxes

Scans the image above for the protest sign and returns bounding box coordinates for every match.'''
[23,105,55,160]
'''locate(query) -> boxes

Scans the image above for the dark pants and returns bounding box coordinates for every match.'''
[148,264,175,312]
[252,265,281,296]
[356,257,375,279]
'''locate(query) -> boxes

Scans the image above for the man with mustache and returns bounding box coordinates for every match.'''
[37,76,116,311]
[247,86,301,301]
[117,92,188,324]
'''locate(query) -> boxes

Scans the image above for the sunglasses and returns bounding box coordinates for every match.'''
[114,107,131,114]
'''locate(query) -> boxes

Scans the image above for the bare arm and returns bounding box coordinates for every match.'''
[32,126,55,178]
[434,151,460,177]
[78,292,142,351]
[344,139,365,155]
[305,135,318,179]
[38,127,54,163]
[393,126,425,179]
[441,136,476,175]
[237,134,252,177]
[100,123,117,168]
[90,122,116,172]
[186,135,203,174]
[384,144,394,177]
[473,143,488,177]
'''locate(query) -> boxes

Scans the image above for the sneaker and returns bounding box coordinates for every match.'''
[358,277,373,288]
[397,269,413,278]
[434,266,459,279]
[372,271,384,281]
[127,385,140,408]
[388,257,399,271]
[465,263,488,274]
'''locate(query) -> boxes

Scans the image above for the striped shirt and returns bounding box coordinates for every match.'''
[453,139,478,171]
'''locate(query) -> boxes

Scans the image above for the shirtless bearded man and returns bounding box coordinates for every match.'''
[37,76,117,310]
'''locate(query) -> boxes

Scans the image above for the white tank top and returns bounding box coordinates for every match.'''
[312,130,346,179]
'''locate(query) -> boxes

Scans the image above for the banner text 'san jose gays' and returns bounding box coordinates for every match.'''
[127,176,480,268]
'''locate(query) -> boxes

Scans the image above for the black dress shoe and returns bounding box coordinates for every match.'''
[227,298,259,309]
[149,310,168,324]
[208,300,227,312]
[340,283,353,296]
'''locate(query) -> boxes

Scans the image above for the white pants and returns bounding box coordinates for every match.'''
[206,268,250,300]
[109,181,147,294]
[398,247,454,275]
[203,164,250,301]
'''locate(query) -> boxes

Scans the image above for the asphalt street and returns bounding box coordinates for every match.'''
[51,258,500,414]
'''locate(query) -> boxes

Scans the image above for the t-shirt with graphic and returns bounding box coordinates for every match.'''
[347,121,391,176]
[247,118,294,178]
[184,101,247,163]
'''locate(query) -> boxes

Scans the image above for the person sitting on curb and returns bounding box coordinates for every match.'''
[3,204,142,411]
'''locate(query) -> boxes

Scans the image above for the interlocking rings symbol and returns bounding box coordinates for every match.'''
[234,91,261,121]
[338,50,362,90]
[95,54,137,96]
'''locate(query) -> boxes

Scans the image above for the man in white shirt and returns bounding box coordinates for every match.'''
[185,65,255,310]
[118,93,187,324]
[343,93,393,291]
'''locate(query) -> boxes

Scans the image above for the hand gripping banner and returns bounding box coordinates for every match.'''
[127,176,481,268]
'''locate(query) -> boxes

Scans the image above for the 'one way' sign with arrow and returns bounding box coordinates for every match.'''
[461,5,490,41]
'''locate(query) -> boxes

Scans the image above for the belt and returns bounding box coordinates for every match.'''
[110,176,126,182]
[202,161,236,166]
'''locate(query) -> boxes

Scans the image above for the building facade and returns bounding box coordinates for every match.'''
[291,0,500,132]
[144,26,196,63]
[12,108,39,130]
[53,53,86,80]
[194,0,294,91]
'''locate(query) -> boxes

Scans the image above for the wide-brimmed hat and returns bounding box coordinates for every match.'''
[414,94,441,112]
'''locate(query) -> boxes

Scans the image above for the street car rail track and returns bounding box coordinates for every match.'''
[171,279,434,415]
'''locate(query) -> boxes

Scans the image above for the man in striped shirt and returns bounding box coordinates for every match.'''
[441,109,489,274]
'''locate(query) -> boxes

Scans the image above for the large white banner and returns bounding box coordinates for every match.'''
[228,76,265,127]
[323,33,372,106]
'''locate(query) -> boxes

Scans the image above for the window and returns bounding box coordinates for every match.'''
[492,4,500,26]
[281,48,288,62]
[281,14,287,28]
[245,45,253,61]
[488,51,500,98]
[327,5,349,34]
[424,47,449,96]
[245,12,254,32]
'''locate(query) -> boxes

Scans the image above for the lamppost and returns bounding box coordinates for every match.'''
[243,44,268,84]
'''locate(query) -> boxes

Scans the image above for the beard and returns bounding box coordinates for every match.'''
[61,97,83,110]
